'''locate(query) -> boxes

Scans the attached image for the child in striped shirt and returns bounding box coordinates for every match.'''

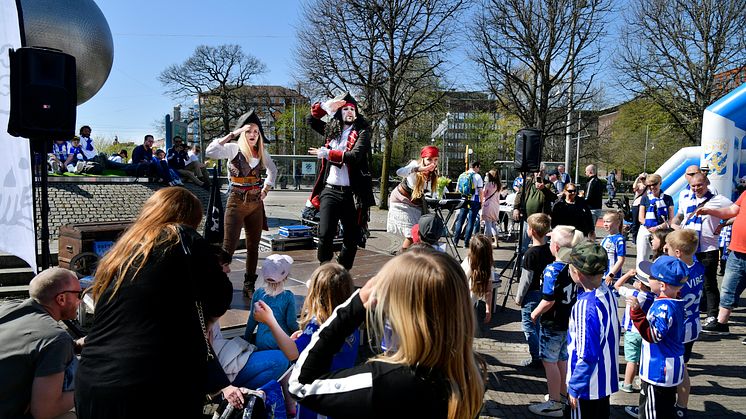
[628,256,689,419]
[665,229,705,418]
[614,269,655,394]
[601,210,626,287]
[565,241,621,418]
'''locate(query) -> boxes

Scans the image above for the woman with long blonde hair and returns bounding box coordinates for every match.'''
[206,109,278,299]
[75,187,233,418]
[288,248,485,419]
[387,145,439,252]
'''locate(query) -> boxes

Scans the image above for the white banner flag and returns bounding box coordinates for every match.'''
[0,0,36,272]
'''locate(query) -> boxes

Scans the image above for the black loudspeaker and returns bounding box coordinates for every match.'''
[8,47,77,139]
[513,128,542,172]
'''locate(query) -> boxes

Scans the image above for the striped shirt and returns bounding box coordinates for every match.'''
[639,298,686,387]
[600,234,626,279]
[619,287,655,333]
[680,260,705,343]
[566,283,620,400]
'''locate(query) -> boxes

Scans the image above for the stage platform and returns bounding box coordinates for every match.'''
[218,247,394,331]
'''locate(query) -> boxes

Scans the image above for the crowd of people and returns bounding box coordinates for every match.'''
[47,126,211,187]
[3,93,746,419]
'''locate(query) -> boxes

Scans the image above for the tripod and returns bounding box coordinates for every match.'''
[497,171,528,309]
[425,197,466,262]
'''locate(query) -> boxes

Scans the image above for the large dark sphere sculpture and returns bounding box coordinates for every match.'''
[19,0,114,105]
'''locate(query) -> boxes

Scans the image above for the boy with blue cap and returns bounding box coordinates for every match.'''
[627,256,689,419]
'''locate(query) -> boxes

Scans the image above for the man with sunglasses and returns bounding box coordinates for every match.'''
[0,268,82,419]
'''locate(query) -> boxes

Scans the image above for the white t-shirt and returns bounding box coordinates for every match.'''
[680,194,733,252]
[469,170,484,202]
[187,151,200,164]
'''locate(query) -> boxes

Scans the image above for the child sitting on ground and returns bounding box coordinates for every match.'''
[529,225,584,417]
[244,254,298,351]
[601,210,626,287]
[566,241,620,418]
[666,229,705,418]
[614,269,655,394]
[253,263,359,419]
[461,234,495,337]
[515,213,554,369]
[628,256,689,419]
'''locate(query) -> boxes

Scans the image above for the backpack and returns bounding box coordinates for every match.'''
[457,171,475,197]
[79,161,103,175]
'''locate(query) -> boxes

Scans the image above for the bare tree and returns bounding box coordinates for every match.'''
[159,45,267,137]
[615,0,746,144]
[471,0,610,140]
[294,0,468,209]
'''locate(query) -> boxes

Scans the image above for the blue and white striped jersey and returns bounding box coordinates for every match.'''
[639,298,686,387]
[600,234,626,279]
[680,260,705,343]
[619,287,655,333]
[566,283,620,400]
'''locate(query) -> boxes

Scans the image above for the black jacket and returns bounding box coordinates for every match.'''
[306,110,376,210]
[585,176,604,209]
[288,291,451,419]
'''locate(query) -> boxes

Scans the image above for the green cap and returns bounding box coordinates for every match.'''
[569,241,608,275]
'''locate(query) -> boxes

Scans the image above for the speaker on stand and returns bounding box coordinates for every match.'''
[498,128,543,309]
[7,47,77,270]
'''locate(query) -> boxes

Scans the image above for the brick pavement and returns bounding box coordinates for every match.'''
[261,192,746,418]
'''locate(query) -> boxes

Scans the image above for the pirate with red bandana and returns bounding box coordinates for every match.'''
[387,146,440,252]
[307,93,376,270]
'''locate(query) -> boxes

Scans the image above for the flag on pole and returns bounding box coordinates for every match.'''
[204,161,224,244]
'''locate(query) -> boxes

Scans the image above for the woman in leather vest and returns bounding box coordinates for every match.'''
[386,146,439,252]
[206,110,277,299]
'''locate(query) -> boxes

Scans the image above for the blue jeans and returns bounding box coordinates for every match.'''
[720,251,746,309]
[232,349,289,389]
[521,290,542,360]
[453,201,481,246]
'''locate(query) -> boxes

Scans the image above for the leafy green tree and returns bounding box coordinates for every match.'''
[605,99,688,176]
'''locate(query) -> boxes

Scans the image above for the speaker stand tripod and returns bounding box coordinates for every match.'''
[497,170,528,310]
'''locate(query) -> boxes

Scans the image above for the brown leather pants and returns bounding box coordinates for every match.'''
[223,190,264,289]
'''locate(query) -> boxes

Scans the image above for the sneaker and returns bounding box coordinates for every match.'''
[619,381,634,393]
[520,358,542,369]
[528,400,564,417]
[624,406,639,418]
[702,321,730,335]
[633,376,642,390]
[75,161,85,173]
[742,338,746,345]
[543,393,569,404]
[675,405,688,418]
[702,316,717,328]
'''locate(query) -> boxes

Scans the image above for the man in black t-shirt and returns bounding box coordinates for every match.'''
[516,213,555,368]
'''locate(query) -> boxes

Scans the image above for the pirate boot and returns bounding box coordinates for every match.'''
[243,272,257,300]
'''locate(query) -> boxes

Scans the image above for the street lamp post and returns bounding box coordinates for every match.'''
[644,124,650,172]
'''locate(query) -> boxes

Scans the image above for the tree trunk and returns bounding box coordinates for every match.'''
[378,123,395,210]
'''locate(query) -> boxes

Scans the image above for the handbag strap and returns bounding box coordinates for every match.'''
[178,225,215,362]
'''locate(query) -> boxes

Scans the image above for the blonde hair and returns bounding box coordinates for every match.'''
[368,250,484,419]
[468,235,493,299]
[666,229,698,257]
[92,188,203,302]
[603,210,623,229]
[237,123,266,168]
[299,263,353,330]
[411,158,438,200]
[551,225,584,261]
[527,213,551,237]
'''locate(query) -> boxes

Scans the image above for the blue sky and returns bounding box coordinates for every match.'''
[77,0,622,144]
[77,0,303,143]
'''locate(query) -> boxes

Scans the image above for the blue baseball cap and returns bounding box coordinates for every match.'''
[638,256,689,286]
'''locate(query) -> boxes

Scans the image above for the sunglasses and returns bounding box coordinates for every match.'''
[646,183,659,187]
[685,172,697,176]
[57,290,83,299]
[566,189,577,193]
